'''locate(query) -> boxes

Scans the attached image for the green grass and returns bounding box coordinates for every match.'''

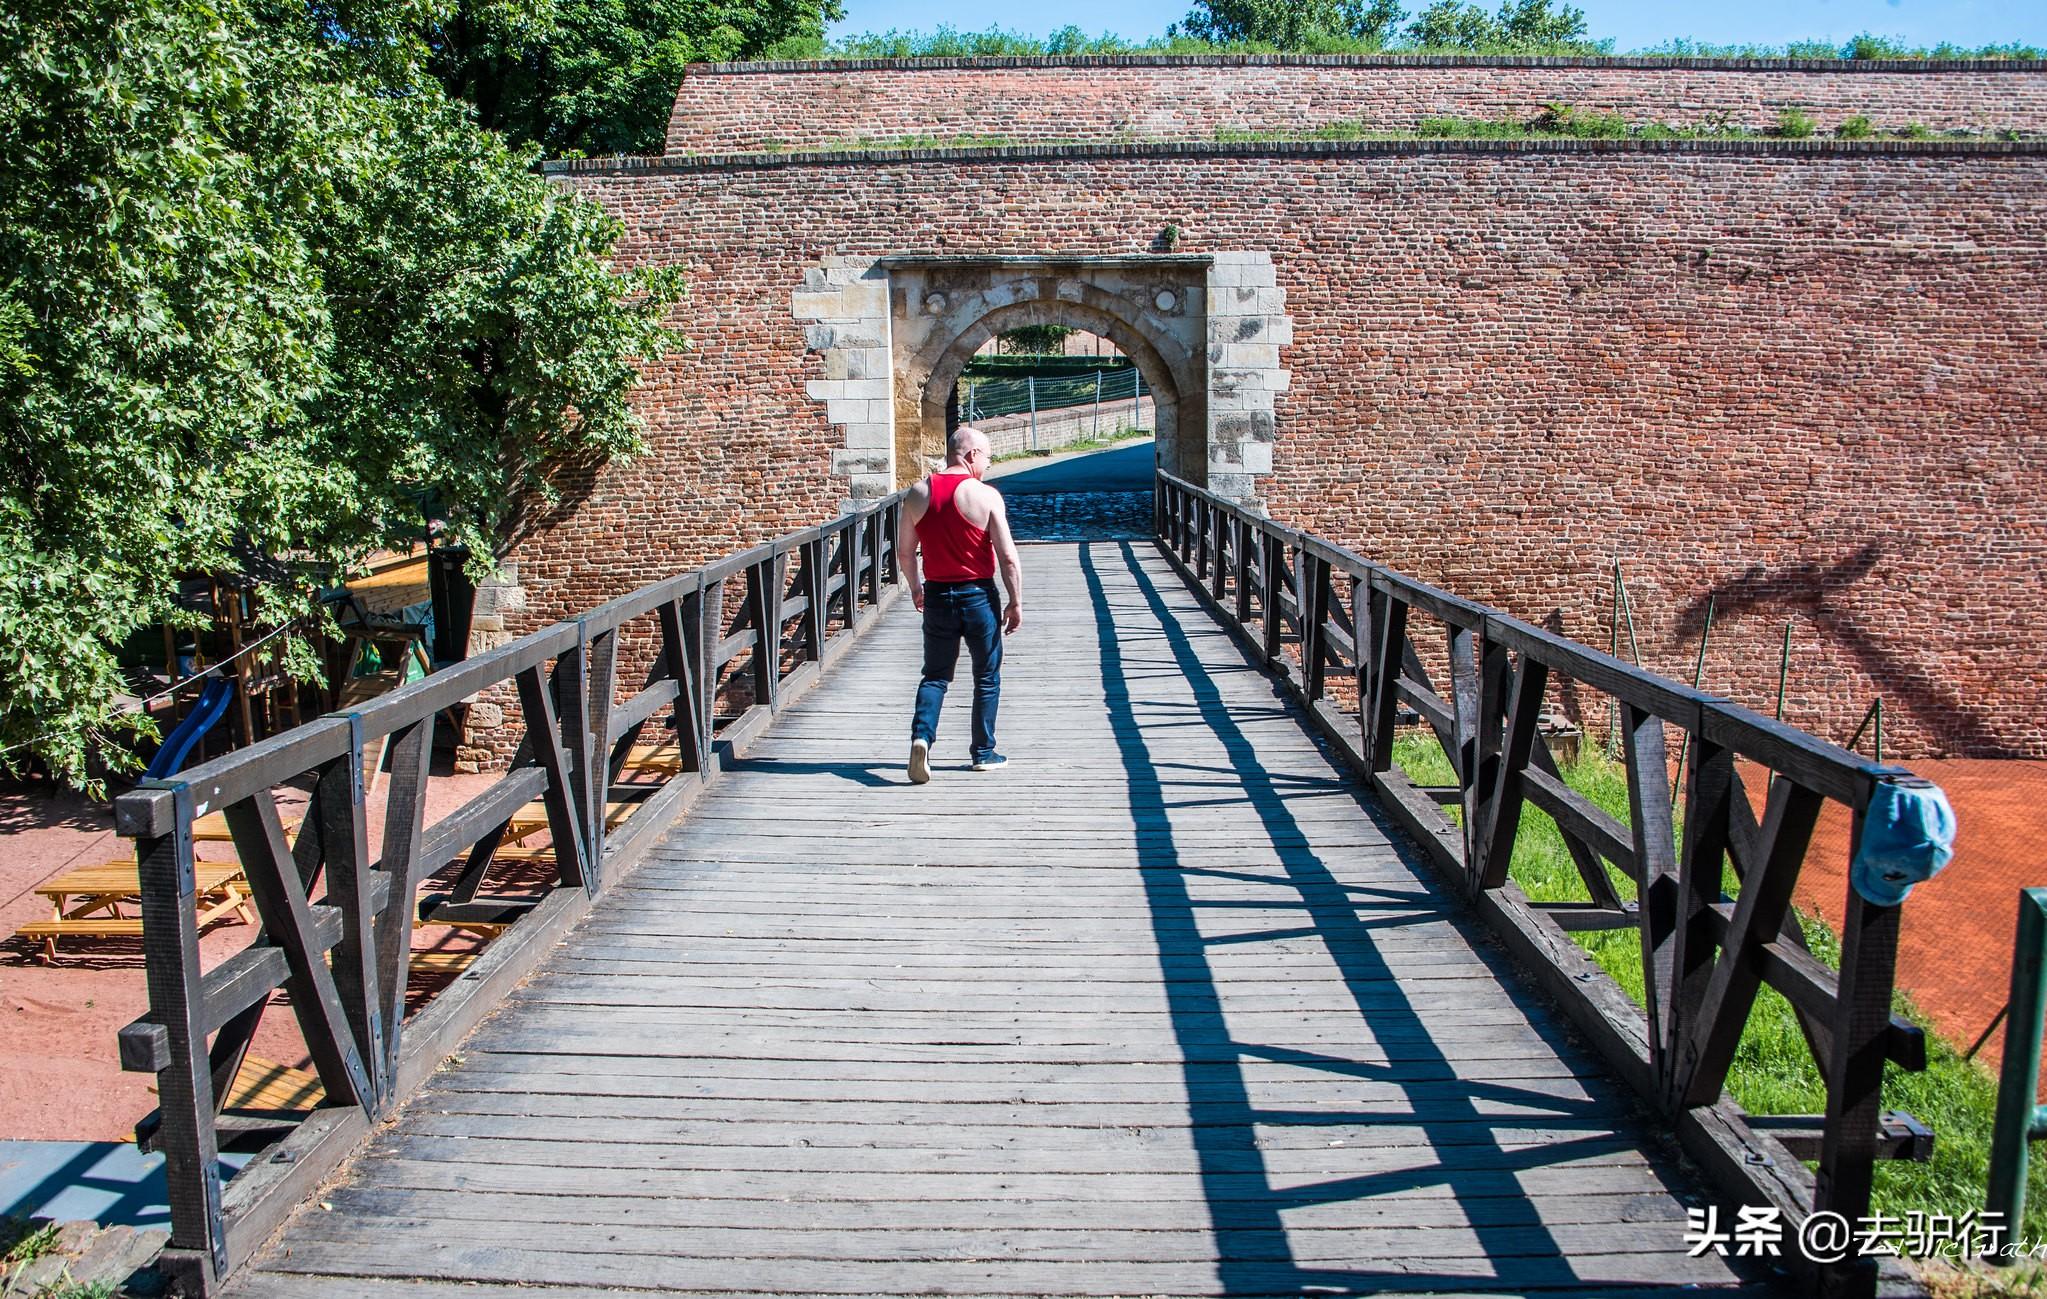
[2,1219,59,1267]
[766,25,2043,62]
[810,111,2028,154]
[1391,731,2047,1249]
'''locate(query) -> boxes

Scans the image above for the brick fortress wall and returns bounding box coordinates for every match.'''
[523,137,2047,762]
[667,55,2047,155]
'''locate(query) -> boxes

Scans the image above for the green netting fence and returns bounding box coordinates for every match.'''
[959,366,1145,422]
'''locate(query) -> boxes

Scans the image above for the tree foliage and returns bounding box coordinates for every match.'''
[997,325,1079,356]
[422,0,845,156]
[0,0,682,787]
[1168,0,1601,52]
[1404,0,1593,51]
[1171,0,1405,48]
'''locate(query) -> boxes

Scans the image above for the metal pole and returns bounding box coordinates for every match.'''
[1094,370,1102,437]
[1606,560,1622,757]
[1028,375,1037,452]
[1775,621,1793,721]
[1988,888,2047,1261]
[1671,594,1714,806]
[1131,369,1142,430]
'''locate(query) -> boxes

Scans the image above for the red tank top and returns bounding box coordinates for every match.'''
[917,472,995,582]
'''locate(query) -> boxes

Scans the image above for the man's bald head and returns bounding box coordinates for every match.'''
[947,426,991,470]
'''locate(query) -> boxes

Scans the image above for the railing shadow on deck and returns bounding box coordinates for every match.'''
[1083,541,1735,1294]
[1154,471,1942,1299]
[110,494,906,1296]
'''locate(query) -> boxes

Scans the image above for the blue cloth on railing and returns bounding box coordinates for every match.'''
[1851,778,1957,907]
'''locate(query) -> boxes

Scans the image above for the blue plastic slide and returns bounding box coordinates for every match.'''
[144,677,234,780]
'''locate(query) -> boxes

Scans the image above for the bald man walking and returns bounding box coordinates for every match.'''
[903,426,1024,782]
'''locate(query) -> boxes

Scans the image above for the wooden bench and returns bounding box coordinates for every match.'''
[190,809,301,844]
[16,860,254,962]
[502,798,642,845]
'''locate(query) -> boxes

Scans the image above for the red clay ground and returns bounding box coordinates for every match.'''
[0,771,497,1141]
[1782,759,2047,1084]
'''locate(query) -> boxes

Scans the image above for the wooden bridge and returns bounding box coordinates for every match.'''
[115,475,1934,1298]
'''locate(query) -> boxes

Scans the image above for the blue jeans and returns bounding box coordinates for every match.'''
[912,579,1003,762]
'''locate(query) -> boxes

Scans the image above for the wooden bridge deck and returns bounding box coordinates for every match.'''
[229,541,1764,1298]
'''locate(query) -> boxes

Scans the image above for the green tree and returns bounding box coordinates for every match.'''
[0,0,681,787]
[998,325,1079,356]
[1405,0,1597,51]
[421,0,845,157]
[1172,0,1407,48]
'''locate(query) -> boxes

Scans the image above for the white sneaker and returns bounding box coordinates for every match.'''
[908,738,931,784]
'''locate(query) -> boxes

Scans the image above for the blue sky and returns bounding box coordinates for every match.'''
[826,1,2046,50]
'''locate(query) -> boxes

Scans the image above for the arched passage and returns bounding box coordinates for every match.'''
[791,254,1288,509]
[913,298,1190,487]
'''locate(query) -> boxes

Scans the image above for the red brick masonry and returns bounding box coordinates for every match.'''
[667,55,2047,155]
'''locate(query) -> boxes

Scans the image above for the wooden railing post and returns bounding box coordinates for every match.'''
[307,742,383,1102]
[802,537,828,662]
[1302,553,1331,701]
[1365,587,1408,773]
[863,512,882,608]
[582,626,620,864]
[846,515,866,622]
[1477,653,1548,892]
[663,591,706,774]
[1260,530,1284,664]
[1817,845,1903,1299]
[749,555,782,713]
[514,664,589,890]
[554,623,596,891]
[1209,505,1229,603]
[376,717,434,1075]
[1233,516,1253,625]
[136,788,228,1291]
[1621,703,1680,1088]
[1448,625,1484,887]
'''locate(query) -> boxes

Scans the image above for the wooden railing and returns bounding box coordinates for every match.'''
[1155,471,1933,1299]
[112,495,904,1296]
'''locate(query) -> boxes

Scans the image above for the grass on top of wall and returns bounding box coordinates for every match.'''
[763,107,2032,156]
[767,26,2044,63]
[1390,730,2047,1249]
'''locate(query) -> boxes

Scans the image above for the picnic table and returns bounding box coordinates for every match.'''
[18,860,254,962]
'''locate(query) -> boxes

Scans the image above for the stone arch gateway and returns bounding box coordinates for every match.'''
[791,253,1291,502]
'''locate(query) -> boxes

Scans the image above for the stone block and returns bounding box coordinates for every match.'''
[842,422,893,449]
[1207,471,1256,502]
[1214,410,1277,443]
[1220,343,1280,369]
[805,379,848,401]
[1207,261,1249,289]
[824,348,890,381]
[831,448,890,475]
[840,282,888,314]
[790,289,845,319]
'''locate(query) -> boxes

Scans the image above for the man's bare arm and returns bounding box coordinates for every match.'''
[985,491,1024,632]
[903,482,930,611]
